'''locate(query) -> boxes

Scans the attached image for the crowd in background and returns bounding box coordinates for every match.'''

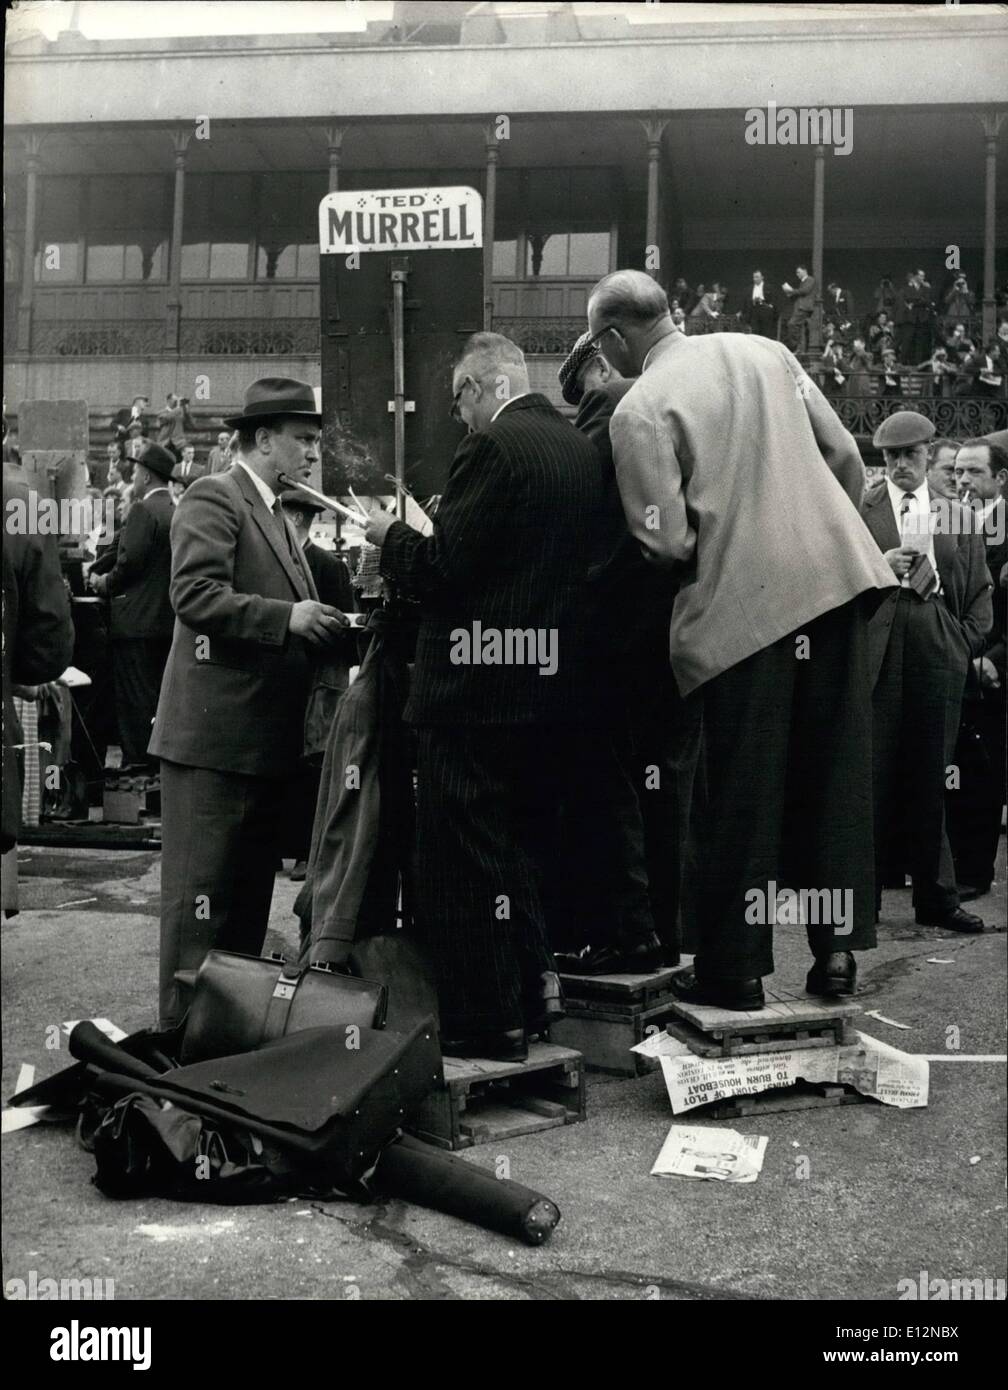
[668,267,1008,402]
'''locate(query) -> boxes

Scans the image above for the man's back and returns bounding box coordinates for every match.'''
[611,331,896,693]
[106,489,175,640]
[382,393,607,725]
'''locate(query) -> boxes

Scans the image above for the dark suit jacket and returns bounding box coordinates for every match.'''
[981,497,1007,678]
[149,465,319,778]
[860,483,993,683]
[304,541,355,613]
[379,393,608,726]
[103,488,175,641]
[3,479,75,849]
[785,275,816,315]
[739,294,778,338]
[575,381,678,662]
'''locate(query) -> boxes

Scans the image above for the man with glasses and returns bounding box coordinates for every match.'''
[589,269,898,1011]
[363,332,661,1060]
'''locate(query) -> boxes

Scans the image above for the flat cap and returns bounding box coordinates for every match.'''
[872,410,935,450]
[557,332,600,407]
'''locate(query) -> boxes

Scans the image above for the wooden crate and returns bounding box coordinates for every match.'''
[550,964,689,1076]
[102,775,160,825]
[557,963,689,1009]
[703,1078,872,1120]
[669,985,860,1058]
[408,1042,585,1151]
[550,998,677,1076]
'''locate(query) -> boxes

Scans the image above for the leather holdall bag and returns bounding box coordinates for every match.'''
[180,950,388,1064]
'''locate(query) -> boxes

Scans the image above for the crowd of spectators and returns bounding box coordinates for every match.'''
[665,268,1008,401]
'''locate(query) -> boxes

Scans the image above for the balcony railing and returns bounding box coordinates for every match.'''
[30,318,167,356]
[179,317,320,356]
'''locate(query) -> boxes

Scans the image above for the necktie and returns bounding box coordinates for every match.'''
[899,493,936,599]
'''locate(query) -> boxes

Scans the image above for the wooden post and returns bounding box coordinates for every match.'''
[641,116,668,279]
[17,133,43,353]
[166,126,192,354]
[810,144,825,352]
[325,124,345,194]
[483,123,499,330]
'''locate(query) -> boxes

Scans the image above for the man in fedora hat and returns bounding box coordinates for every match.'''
[149,377,351,1027]
[862,410,992,935]
[90,443,177,771]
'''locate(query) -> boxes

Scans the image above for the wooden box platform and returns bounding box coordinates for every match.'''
[669,986,860,1058]
[102,776,160,825]
[550,965,689,1076]
[408,1042,585,1151]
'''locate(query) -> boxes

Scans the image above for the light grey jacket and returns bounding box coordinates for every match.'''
[609,330,897,694]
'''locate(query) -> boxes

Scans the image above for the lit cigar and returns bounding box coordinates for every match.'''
[276,473,372,525]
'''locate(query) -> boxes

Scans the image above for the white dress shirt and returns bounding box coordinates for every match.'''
[236,458,277,511]
[490,392,532,423]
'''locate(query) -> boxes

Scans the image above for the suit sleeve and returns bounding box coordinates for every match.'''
[610,406,694,568]
[14,532,74,686]
[168,483,292,647]
[957,532,994,659]
[778,342,866,507]
[104,501,155,597]
[378,431,514,596]
[575,389,617,459]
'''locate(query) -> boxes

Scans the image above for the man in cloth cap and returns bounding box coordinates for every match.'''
[861,410,992,935]
[149,378,351,1027]
[89,443,177,771]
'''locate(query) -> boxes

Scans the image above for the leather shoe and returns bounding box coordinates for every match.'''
[440,1029,528,1062]
[955,883,990,903]
[526,971,565,1038]
[670,970,765,1012]
[915,907,984,933]
[806,950,856,998]
[289,860,308,882]
[555,933,664,976]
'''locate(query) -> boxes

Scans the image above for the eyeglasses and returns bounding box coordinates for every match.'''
[450,375,475,421]
[586,325,617,350]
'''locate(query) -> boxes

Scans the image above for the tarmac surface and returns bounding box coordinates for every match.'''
[2,837,1005,1302]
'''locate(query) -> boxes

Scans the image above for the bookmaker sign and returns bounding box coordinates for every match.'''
[319,187,483,254]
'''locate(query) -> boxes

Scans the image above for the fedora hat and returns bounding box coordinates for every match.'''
[137,443,178,482]
[222,377,321,429]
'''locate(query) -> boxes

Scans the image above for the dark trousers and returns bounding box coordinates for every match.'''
[158,759,288,1027]
[947,692,1006,891]
[415,725,585,1036]
[549,729,656,954]
[685,595,878,981]
[618,654,702,959]
[112,637,171,768]
[872,591,966,919]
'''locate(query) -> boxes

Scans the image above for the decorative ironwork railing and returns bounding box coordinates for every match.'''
[179,318,320,356]
[31,319,167,356]
[831,394,1007,440]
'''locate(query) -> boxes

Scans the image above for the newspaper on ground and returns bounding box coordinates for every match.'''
[651,1124,768,1183]
[632,1029,928,1113]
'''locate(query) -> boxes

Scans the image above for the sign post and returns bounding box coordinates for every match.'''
[317,186,484,505]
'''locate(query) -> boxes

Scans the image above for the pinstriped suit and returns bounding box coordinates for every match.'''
[378,394,624,1033]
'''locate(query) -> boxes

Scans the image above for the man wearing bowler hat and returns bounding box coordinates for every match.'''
[89,443,177,770]
[149,378,351,1027]
[862,410,992,934]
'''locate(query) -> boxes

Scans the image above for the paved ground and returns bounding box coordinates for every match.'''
[2,839,1005,1301]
